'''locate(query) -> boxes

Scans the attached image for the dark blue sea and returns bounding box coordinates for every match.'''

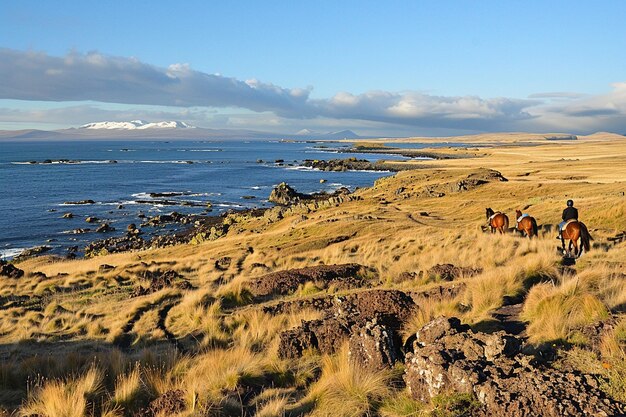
[0,139,425,259]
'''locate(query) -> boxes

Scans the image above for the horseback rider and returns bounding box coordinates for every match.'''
[557,199,578,239]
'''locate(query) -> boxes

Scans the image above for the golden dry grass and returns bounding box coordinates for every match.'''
[2,133,626,414]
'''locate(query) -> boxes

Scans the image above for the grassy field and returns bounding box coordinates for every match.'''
[2,133,625,416]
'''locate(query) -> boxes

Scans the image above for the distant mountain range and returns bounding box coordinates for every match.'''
[0,121,364,141]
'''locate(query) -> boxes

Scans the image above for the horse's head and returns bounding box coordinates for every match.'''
[486,208,494,219]
[515,209,522,218]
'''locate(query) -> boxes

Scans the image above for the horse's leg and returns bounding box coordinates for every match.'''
[572,239,580,258]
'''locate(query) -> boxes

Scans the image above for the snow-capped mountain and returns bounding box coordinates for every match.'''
[295,129,361,139]
[80,120,195,130]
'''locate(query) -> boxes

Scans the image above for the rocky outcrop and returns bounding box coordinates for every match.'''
[13,246,51,261]
[131,269,194,297]
[63,199,96,205]
[268,182,353,206]
[403,317,624,417]
[136,390,186,417]
[348,320,400,370]
[269,182,308,205]
[426,264,482,281]
[248,263,366,297]
[0,260,24,279]
[84,235,146,257]
[277,290,416,359]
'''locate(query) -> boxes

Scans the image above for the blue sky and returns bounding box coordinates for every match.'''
[1,1,625,135]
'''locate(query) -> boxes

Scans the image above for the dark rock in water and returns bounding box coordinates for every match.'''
[62,212,73,219]
[85,217,99,223]
[274,159,285,163]
[403,317,624,416]
[256,159,264,163]
[42,159,52,164]
[117,204,124,209]
[65,246,79,260]
[0,260,24,279]
[14,246,52,261]
[248,263,366,297]
[72,228,91,234]
[141,212,185,227]
[95,223,114,233]
[268,182,307,205]
[241,195,256,200]
[63,200,96,205]
[349,319,401,370]
[149,192,185,198]
[127,223,141,235]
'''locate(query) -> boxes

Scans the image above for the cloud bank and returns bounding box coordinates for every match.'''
[0,48,625,134]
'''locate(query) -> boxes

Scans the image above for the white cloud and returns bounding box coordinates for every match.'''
[1,48,625,134]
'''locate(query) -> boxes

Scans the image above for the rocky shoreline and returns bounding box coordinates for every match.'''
[5,182,361,260]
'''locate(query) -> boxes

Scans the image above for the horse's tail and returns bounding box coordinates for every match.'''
[503,215,509,231]
[580,222,592,252]
[531,218,538,238]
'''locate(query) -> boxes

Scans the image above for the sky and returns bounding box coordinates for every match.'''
[0,1,625,136]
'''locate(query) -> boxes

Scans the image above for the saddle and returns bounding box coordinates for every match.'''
[563,218,577,228]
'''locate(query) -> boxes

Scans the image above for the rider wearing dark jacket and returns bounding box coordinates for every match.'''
[562,206,578,222]
[558,200,578,238]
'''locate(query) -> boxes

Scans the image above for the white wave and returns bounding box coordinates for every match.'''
[12,160,120,165]
[285,166,315,171]
[187,149,223,152]
[0,247,26,260]
[136,160,200,164]
[216,203,244,208]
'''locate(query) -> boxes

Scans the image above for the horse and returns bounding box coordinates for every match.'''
[561,220,592,258]
[486,208,509,234]
[515,209,538,238]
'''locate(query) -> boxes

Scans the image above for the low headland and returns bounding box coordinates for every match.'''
[1,132,626,416]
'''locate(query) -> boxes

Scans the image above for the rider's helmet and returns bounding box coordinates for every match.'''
[567,199,574,207]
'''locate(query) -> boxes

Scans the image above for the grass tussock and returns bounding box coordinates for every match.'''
[302,346,395,417]
[522,277,610,344]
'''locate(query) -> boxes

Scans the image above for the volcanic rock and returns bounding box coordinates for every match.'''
[248,263,366,297]
[132,269,194,297]
[349,319,401,370]
[0,260,24,279]
[403,317,624,416]
[426,264,482,281]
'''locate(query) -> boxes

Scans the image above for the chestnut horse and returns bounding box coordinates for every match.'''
[486,208,509,234]
[561,220,592,258]
[515,210,538,238]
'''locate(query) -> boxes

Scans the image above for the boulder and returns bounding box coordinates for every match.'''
[269,182,305,205]
[0,260,24,279]
[349,320,401,370]
[95,223,114,233]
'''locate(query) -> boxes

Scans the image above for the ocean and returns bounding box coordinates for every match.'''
[0,139,418,259]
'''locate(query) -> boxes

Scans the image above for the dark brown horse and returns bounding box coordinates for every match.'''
[486,208,509,234]
[561,220,592,258]
[515,210,538,238]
